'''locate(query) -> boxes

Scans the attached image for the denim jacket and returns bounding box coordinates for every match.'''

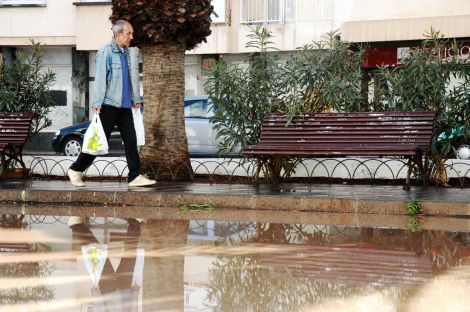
[92,40,142,109]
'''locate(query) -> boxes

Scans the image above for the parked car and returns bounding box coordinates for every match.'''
[52,96,232,157]
[436,125,470,160]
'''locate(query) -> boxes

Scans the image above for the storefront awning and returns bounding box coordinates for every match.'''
[341,15,470,43]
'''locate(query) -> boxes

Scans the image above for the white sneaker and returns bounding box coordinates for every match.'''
[68,169,85,187]
[128,175,157,187]
[68,216,85,227]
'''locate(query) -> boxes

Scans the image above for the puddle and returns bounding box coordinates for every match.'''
[0,212,469,311]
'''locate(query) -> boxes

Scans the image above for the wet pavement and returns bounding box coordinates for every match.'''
[0,207,469,312]
[1,180,470,216]
[2,180,470,202]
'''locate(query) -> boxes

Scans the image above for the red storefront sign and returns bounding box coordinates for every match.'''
[362,41,470,68]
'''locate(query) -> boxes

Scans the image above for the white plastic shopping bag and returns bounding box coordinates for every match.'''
[82,113,109,155]
[81,244,108,288]
[132,108,145,146]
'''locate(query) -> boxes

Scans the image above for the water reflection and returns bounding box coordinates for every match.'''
[0,214,55,307]
[70,218,143,311]
[0,213,468,311]
[142,220,189,311]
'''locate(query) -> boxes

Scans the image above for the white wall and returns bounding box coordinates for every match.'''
[75,4,112,51]
[20,47,73,131]
[42,48,73,131]
[335,0,470,22]
[0,0,76,46]
[2,0,470,49]
[336,0,470,42]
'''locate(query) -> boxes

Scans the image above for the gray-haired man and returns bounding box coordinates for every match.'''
[68,20,156,187]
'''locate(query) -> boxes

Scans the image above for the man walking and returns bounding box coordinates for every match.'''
[68,20,156,187]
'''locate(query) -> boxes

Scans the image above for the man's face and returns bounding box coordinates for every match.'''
[116,24,134,47]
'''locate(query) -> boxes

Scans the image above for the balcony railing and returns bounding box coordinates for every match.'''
[241,0,334,24]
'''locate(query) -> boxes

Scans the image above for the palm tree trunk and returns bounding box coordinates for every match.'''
[140,43,192,180]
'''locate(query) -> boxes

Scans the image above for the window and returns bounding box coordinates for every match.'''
[184,100,211,118]
[241,0,333,24]
[0,0,46,5]
[212,0,228,23]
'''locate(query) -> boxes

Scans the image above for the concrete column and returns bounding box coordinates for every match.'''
[71,48,89,124]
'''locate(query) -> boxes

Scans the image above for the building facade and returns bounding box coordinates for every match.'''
[1,0,469,149]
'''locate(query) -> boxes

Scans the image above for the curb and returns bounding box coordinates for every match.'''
[1,189,469,217]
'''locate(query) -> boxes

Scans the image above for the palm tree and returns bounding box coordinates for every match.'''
[110,0,213,180]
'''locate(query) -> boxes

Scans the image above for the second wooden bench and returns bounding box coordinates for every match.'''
[242,111,437,190]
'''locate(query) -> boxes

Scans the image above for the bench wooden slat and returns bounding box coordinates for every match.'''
[260,123,433,131]
[243,151,418,156]
[267,112,437,118]
[244,145,421,152]
[0,112,35,177]
[260,140,432,145]
[261,131,431,137]
[242,111,436,173]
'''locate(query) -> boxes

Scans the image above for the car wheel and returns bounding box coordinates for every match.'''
[457,145,470,160]
[62,136,82,157]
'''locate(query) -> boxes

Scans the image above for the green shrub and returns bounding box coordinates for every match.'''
[280,30,364,119]
[204,27,363,183]
[0,41,56,136]
[205,26,283,155]
[205,26,469,185]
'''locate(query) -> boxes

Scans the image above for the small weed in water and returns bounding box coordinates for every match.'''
[407,216,422,232]
[178,203,216,211]
[406,198,422,216]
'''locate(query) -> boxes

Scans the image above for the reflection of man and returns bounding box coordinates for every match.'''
[69,217,143,311]
[67,20,156,188]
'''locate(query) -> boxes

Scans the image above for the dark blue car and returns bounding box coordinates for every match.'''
[52,96,229,157]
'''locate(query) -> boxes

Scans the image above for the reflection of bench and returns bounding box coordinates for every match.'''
[0,113,35,177]
[242,112,436,189]
[0,243,29,253]
[250,243,433,286]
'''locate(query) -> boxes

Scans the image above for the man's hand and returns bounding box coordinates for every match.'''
[132,102,142,110]
[93,107,101,114]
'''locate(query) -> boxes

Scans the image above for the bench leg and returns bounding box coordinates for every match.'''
[403,157,413,191]
[17,154,27,178]
[254,161,263,184]
[1,146,28,178]
[0,153,4,178]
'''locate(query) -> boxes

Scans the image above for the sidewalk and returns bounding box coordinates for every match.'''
[1,179,469,217]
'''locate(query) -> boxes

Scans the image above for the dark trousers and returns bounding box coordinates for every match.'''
[70,105,141,182]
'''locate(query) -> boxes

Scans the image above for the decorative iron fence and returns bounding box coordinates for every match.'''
[21,156,470,186]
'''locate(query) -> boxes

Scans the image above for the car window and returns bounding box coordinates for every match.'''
[184,100,209,118]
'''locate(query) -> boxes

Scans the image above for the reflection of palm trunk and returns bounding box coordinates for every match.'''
[141,220,189,311]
